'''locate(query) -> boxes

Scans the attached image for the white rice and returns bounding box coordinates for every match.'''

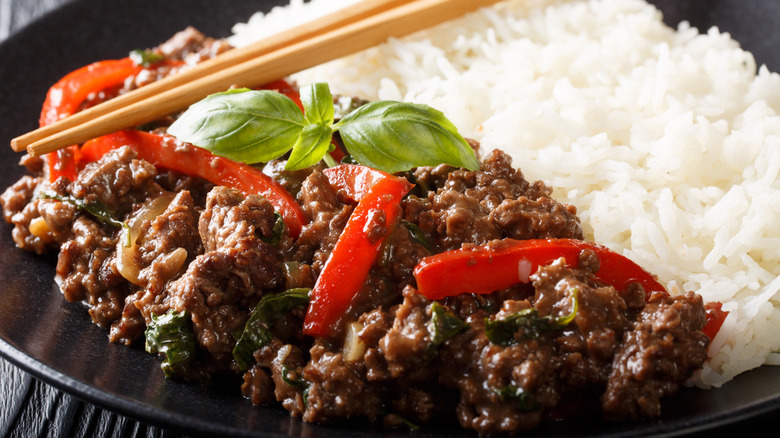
[230,0,780,388]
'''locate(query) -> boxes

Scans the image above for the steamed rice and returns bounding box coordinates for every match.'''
[229,0,780,388]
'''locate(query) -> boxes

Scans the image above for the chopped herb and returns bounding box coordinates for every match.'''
[40,192,128,232]
[261,212,285,245]
[233,288,311,371]
[129,49,165,67]
[485,288,578,346]
[145,310,198,379]
[426,302,467,358]
[402,220,431,251]
[280,364,308,389]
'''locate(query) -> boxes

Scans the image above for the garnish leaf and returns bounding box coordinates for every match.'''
[168,89,306,163]
[169,84,480,174]
[286,123,334,171]
[301,82,334,126]
[334,100,480,173]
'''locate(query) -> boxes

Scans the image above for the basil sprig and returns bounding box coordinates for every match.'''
[168,83,479,173]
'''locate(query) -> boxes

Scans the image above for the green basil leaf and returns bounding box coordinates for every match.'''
[334,101,480,173]
[261,212,285,245]
[402,220,431,251]
[39,191,127,231]
[145,310,197,378]
[168,89,306,164]
[129,49,165,67]
[233,288,310,371]
[485,288,579,346]
[426,302,467,359]
[286,123,334,171]
[301,82,334,126]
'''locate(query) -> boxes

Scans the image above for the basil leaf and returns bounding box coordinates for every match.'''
[261,212,285,245]
[334,101,480,173]
[129,49,165,67]
[168,89,306,163]
[233,288,310,371]
[286,123,334,171]
[39,192,127,231]
[280,364,309,389]
[402,220,431,251]
[426,302,467,358]
[145,310,197,378]
[301,82,334,126]
[485,288,579,346]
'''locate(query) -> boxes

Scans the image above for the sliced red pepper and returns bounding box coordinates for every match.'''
[80,129,307,239]
[414,238,665,300]
[39,57,183,183]
[302,164,414,337]
[413,238,727,339]
[703,301,728,340]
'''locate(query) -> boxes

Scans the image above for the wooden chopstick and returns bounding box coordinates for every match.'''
[16,0,504,158]
[10,0,411,153]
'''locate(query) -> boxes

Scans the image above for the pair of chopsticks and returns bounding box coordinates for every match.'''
[11,0,504,157]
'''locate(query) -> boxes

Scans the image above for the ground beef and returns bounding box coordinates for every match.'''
[154,26,232,64]
[56,216,128,327]
[286,169,352,272]
[70,146,161,217]
[301,340,384,424]
[404,149,583,252]
[162,187,286,365]
[602,291,709,419]
[110,190,204,345]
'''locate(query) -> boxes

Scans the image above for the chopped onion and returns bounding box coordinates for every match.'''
[149,247,188,283]
[342,321,366,362]
[29,217,52,241]
[116,193,174,286]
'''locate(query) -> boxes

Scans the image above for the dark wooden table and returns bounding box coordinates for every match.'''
[1,0,779,437]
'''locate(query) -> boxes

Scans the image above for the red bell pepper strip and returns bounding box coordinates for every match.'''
[39,57,186,183]
[413,238,727,339]
[302,165,414,337]
[40,58,145,182]
[414,238,665,300]
[80,129,307,239]
[703,301,728,340]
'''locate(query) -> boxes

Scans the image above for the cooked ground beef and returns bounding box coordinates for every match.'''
[0,28,713,437]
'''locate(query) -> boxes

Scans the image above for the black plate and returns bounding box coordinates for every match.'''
[1,0,779,436]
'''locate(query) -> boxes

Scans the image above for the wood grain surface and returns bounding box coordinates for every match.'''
[0,1,778,437]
